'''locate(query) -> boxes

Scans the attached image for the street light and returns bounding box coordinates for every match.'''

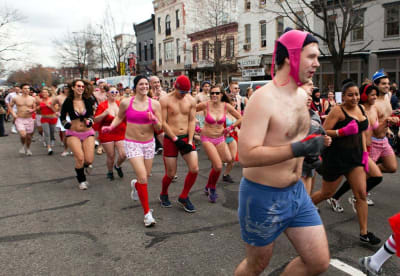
[72,31,104,78]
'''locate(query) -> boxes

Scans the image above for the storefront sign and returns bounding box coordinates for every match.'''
[238,56,261,67]
[242,68,265,77]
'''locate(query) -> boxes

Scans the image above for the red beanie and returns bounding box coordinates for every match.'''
[175,75,191,92]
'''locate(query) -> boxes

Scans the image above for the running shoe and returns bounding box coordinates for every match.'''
[326,198,344,213]
[172,175,178,182]
[144,209,156,227]
[11,125,17,134]
[155,148,163,155]
[360,232,381,245]
[348,196,357,213]
[26,149,32,156]
[204,187,209,196]
[61,151,69,157]
[359,256,382,275]
[130,179,139,201]
[79,181,88,190]
[159,194,172,208]
[48,148,53,155]
[85,164,93,175]
[208,189,218,203]
[19,147,26,154]
[114,165,124,178]
[177,197,196,213]
[222,174,234,183]
[106,172,114,181]
[367,193,375,206]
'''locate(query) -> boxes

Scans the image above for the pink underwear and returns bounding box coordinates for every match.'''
[66,129,95,142]
[201,135,225,146]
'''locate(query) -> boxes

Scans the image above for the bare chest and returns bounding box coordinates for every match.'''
[16,97,34,107]
[376,99,392,120]
[168,100,190,118]
[269,105,310,142]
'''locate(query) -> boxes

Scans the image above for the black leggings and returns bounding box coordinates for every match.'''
[333,177,383,200]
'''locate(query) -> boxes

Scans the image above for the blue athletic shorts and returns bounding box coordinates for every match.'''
[238,177,322,247]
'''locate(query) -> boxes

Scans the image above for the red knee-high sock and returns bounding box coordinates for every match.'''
[180,171,198,199]
[207,168,221,190]
[135,182,150,215]
[161,174,173,195]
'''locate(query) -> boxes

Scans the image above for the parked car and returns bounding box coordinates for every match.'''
[238,80,270,96]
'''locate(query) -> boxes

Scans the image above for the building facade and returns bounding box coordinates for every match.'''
[134,15,156,76]
[153,0,238,87]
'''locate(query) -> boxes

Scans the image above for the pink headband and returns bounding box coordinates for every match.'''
[271,30,308,86]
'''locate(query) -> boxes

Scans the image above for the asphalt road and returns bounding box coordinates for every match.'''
[0,124,399,276]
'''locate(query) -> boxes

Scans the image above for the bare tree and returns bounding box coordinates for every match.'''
[53,25,98,79]
[99,7,136,76]
[264,0,372,89]
[190,0,238,84]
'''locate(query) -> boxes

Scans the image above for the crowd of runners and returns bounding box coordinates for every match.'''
[1,28,400,275]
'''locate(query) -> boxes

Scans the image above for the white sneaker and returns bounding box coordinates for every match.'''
[11,125,17,134]
[348,196,357,213]
[130,179,139,200]
[85,164,93,175]
[79,181,88,190]
[26,149,32,156]
[172,175,178,182]
[144,209,156,227]
[19,147,26,154]
[366,193,375,206]
[61,151,69,157]
[326,198,344,213]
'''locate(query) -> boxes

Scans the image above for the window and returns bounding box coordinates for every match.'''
[157,17,161,34]
[385,4,400,37]
[158,43,162,65]
[260,21,267,48]
[176,39,180,64]
[144,42,148,61]
[295,12,304,30]
[193,44,199,62]
[215,40,222,60]
[276,16,284,38]
[138,42,142,62]
[164,41,173,61]
[165,15,171,36]
[150,40,154,60]
[202,41,209,60]
[351,10,364,41]
[326,15,336,43]
[245,0,251,11]
[226,38,234,58]
[176,9,180,28]
[245,24,251,44]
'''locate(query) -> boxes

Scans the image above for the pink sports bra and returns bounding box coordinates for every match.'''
[367,119,379,131]
[205,102,226,125]
[126,97,153,124]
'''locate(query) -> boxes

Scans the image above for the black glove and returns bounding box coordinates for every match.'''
[86,118,93,128]
[174,138,193,155]
[304,155,322,170]
[291,134,324,157]
[63,120,71,129]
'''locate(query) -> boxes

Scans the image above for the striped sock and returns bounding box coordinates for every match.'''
[369,235,396,271]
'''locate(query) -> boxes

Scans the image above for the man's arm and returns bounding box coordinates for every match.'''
[160,96,176,138]
[187,97,196,144]
[238,93,294,168]
[9,97,17,118]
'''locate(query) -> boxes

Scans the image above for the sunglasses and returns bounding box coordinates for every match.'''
[109,90,119,95]
[76,85,85,88]
[179,90,189,94]
[210,92,221,95]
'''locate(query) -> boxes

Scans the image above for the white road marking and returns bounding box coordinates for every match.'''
[330,258,366,275]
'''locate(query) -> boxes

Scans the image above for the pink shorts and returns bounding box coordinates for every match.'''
[201,135,225,146]
[369,137,394,162]
[124,138,155,160]
[15,117,35,134]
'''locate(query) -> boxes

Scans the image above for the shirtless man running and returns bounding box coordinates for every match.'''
[370,70,399,173]
[10,83,36,156]
[235,30,329,276]
[159,75,199,212]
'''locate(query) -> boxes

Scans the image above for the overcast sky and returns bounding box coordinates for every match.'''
[3,0,153,69]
